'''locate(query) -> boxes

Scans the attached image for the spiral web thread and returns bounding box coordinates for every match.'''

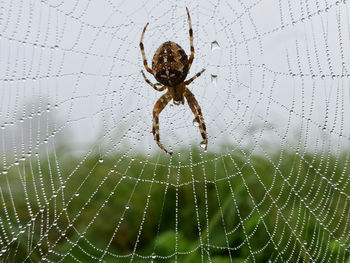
[1,0,350,262]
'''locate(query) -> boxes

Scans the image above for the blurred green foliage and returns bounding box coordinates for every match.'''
[1,145,349,262]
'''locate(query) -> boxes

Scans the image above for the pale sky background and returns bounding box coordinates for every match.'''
[0,0,349,157]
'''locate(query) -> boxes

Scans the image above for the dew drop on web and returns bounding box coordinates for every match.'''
[211,74,217,85]
[211,40,220,51]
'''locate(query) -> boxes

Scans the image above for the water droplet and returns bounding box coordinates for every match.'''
[211,41,220,51]
[193,118,199,127]
[98,158,104,163]
[74,193,79,197]
[125,206,130,209]
[211,74,217,85]
[200,141,207,149]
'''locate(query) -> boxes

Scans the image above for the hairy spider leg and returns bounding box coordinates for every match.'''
[184,88,208,150]
[140,23,154,75]
[141,70,167,91]
[186,7,195,70]
[185,69,205,85]
[153,91,173,155]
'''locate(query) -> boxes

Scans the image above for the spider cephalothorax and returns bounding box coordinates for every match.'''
[140,7,207,155]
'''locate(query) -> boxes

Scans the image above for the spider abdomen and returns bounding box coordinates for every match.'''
[152,41,189,87]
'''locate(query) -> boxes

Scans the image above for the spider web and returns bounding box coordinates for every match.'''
[1,0,350,262]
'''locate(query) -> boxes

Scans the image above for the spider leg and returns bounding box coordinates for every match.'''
[186,7,195,70]
[153,91,173,155]
[184,88,208,150]
[140,23,154,75]
[184,69,205,85]
[141,70,167,91]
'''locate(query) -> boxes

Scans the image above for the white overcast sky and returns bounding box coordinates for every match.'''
[0,0,349,155]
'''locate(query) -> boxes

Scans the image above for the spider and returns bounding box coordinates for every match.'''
[140,7,208,155]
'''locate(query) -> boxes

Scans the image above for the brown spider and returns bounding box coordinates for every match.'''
[140,7,208,155]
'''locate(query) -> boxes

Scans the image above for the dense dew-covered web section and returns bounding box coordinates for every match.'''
[1,0,350,262]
